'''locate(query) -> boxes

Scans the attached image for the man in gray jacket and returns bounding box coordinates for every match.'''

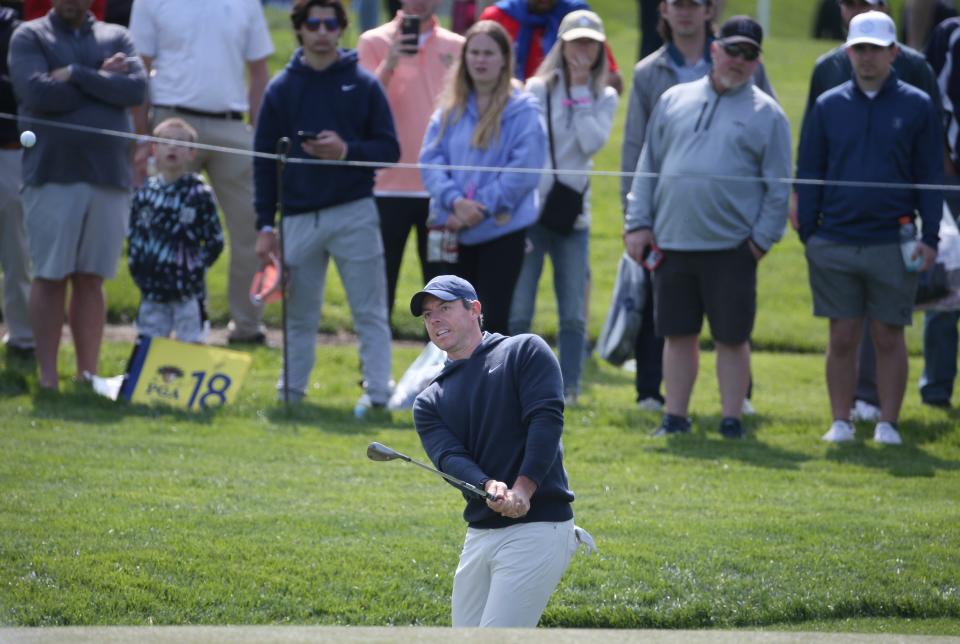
[620,0,774,413]
[623,16,791,439]
[9,0,147,389]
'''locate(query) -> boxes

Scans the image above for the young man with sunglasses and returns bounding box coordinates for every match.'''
[797,11,942,445]
[796,0,939,426]
[623,16,791,440]
[620,1,775,416]
[252,0,400,411]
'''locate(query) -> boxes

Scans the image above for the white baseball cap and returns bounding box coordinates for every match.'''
[846,10,897,48]
[558,10,606,43]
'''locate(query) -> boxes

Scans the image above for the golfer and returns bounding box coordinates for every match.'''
[410,274,580,627]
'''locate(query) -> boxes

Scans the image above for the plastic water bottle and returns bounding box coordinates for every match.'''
[898,216,923,272]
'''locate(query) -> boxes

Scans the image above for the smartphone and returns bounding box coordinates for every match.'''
[400,15,420,55]
[296,130,318,142]
[642,244,664,271]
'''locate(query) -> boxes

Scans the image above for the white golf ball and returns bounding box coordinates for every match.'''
[20,130,36,148]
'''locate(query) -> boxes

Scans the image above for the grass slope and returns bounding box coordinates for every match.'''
[0,344,958,631]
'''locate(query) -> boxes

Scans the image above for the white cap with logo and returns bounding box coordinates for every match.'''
[558,9,606,43]
[846,10,897,48]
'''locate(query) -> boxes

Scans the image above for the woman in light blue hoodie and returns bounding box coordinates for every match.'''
[419,20,547,335]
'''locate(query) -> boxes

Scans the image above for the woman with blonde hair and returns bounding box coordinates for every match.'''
[508,9,617,404]
[419,19,546,334]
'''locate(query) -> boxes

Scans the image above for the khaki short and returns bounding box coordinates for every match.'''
[805,235,919,326]
[22,182,129,280]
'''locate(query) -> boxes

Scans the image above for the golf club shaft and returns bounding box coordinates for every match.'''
[404,456,497,501]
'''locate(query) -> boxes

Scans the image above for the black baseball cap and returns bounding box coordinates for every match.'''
[410,275,479,316]
[718,15,763,50]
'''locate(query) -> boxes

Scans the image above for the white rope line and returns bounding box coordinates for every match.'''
[4,111,959,192]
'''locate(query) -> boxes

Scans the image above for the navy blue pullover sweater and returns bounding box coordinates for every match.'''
[413,333,575,529]
[253,49,399,230]
[797,71,943,248]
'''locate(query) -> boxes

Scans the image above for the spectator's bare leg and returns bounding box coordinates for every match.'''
[870,319,908,424]
[663,334,699,418]
[716,340,750,420]
[68,273,105,378]
[827,318,863,421]
[29,277,68,389]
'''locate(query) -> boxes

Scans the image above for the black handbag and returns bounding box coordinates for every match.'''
[538,84,586,235]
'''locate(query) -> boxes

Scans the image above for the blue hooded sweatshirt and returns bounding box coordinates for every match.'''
[413,332,574,529]
[419,90,547,246]
[253,49,400,229]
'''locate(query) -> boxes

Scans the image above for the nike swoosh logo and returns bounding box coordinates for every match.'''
[341,84,356,91]
[488,364,502,374]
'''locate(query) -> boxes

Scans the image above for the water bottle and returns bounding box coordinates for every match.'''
[427,228,444,263]
[898,215,923,272]
[441,229,459,263]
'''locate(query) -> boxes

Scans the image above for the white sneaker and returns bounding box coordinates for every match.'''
[637,397,663,412]
[353,393,387,419]
[822,420,856,442]
[873,421,902,445]
[850,399,881,423]
[741,398,756,416]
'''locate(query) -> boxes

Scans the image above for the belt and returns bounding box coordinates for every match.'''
[0,141,21,150]
[154,104,245,121]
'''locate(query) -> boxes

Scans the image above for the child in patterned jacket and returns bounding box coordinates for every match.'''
[128,118,223,343]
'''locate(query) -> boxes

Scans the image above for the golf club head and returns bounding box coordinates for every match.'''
[366,441,405,462]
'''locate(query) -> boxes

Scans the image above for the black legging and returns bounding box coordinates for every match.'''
[427,229,527,336]
[375,195,434,321]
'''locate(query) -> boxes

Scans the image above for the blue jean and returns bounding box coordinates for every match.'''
[920,309,959,404]
[508,224,589,395]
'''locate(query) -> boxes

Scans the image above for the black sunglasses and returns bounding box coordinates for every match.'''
[722,43,760,61]
[303,16,341,32]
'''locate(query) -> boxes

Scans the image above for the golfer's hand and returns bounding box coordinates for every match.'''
[915,241,938,272]
[624,228,652,264]
[255,229,279,266]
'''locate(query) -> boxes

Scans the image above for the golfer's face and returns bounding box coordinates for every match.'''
[421,296,479,360]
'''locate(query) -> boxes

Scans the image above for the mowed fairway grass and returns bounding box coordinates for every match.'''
[2,0,959,635]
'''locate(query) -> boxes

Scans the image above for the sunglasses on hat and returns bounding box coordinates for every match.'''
[722,43,760,61]
[303,16,341,32]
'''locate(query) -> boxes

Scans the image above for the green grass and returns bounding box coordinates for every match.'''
[4,0,959,634]
[1,344,958,630]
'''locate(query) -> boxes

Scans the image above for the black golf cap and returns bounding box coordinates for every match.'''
[718,15,763,50]
[410,275,478,316]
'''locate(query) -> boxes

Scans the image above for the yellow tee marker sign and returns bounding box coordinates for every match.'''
[120,337,252,410]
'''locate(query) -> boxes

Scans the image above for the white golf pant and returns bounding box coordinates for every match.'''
[452,519,576,627]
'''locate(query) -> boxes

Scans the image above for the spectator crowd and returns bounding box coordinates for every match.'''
[2,0,958,444]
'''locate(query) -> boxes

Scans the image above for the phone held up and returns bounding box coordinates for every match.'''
[400,14,420,55]
[296,130,318,142]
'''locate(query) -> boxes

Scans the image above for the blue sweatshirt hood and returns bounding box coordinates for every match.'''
[253,48,399,227]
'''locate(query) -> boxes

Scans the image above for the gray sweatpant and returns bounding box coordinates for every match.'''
[279,198,392,402]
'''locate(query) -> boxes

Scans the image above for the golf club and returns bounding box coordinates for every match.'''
[366,441,498,501]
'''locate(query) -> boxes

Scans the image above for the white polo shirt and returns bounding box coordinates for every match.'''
[130,0,274,112]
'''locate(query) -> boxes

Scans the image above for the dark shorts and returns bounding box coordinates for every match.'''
[652,241,757,345]
[804,236,918,326]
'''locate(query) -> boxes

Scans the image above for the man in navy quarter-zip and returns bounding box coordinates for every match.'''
[252,0,399,411]
[623,16,791,441]
[411,274,592,627]
[798,10,942,446]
